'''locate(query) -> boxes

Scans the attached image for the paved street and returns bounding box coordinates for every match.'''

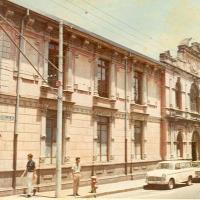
[104,182,200,199]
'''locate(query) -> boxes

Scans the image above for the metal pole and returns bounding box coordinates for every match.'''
[124,57,128,175]
[12,11,26,191]
[55,20,63,198]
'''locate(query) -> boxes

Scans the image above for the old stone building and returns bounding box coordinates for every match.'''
[160,40,200,161]
[0,1,164,194]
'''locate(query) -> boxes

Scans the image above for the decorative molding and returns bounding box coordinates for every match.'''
[64,156,70,163]
[5,9,14,18]
[39,157,45,163]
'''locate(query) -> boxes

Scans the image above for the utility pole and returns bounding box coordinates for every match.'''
[55,20,63,198]
[12,10,28,191]
[124,57,128,175]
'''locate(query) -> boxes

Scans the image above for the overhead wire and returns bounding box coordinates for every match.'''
[0,13,61,73]
[64,0,166,50]
[0,23,47,83]
[80,0,167,47]
[51,0,160,51]
[0,19,60,93]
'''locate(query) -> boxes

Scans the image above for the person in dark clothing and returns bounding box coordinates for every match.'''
[21,153,37,198]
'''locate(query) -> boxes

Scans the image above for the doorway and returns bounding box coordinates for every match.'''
[192,131,200,161]
[177,132,183,158]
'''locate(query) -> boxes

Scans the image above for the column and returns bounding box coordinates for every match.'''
[43,36,49,84]
[131,65,135,104]
[65,46,73,91]
[170,122,174,158]
[173,125,177,158]
[142,121,147,159]
[169,78,172,107]
[186,125,190,159]
[142,68,147,105]
[130,119,135,161]
[93,57,99,96]
[63,111,71,163]
[40,109,47,163]
[109,116,115,160]
[92,114,98,162]
[109,62,116,100]
[185,83,191,112]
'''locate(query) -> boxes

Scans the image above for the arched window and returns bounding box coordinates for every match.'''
[175,78,182,109]
[190,83,199,112]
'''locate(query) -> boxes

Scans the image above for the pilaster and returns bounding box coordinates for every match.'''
[40,108,47,163]
[65,46,74,91]
[142,67,147,105]
[109,61,116,100]
[131,65,135,104]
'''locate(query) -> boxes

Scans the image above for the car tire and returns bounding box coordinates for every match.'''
[167,178,175,190]
[186,176,192,186]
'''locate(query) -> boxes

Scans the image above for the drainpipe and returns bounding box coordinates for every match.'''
[124,57,128,175]
[12,9,29,191]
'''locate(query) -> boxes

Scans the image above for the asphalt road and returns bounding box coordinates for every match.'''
[104,182,200,199]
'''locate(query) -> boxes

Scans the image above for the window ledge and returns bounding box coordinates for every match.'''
[93,95,116,102]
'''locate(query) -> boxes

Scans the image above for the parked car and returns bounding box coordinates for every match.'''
[191,161,200,179]
[146,160,195,189]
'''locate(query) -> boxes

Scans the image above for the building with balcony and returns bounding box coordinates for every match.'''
[160,40,200,161]
[0,0,164,194]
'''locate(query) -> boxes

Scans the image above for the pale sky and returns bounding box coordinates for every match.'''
[11,0,200,60]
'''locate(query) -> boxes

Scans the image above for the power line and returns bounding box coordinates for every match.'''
[0,21,60,93]
[82,0,166,47]
[0,23,47,83]
[0,13,61,73]
[64,0,167,50]
[51,0,161,51]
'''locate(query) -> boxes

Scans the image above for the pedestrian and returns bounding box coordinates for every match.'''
[72,157,81,196]
[21,153,37,198]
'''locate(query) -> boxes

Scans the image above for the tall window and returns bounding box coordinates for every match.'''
[0,31,14,59]
[48,41,59,87]
[97,116,109,162]
[176,132,183,158]
[133,71,142,104]
[190,83,199,112]
[97,59,109,98]
[175,78,182,109]
[45,111,57,164]
[134,120,143,159]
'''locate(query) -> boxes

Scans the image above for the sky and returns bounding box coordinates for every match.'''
[11,0,200,60]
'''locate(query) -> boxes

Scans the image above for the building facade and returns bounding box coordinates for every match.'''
[160,41,200,161]
[0,1,165,193]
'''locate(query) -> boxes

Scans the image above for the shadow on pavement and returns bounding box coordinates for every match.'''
[143,183,187,191]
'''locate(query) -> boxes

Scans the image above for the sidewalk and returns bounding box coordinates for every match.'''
[0,179,146,199]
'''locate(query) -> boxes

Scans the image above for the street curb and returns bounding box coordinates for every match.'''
[81,185,144,198]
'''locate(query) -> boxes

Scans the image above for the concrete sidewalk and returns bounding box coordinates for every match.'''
[0,179,146,199]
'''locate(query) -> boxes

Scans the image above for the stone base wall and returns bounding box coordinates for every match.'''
[0,160,160,196]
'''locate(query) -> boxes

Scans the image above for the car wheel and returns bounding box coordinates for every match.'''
[186,176,192,186]
[167,178,175,190]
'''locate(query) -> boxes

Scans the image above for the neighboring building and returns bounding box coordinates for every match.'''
[160,40,200,161]
[0,1,164,193]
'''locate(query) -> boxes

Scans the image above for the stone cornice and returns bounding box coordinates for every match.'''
[2,0,162,68]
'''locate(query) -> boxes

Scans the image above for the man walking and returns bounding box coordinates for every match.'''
[21,153,37,198]
[72,157,81,196]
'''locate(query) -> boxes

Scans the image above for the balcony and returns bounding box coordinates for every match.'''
[165,107,200,122]
[130,103,147,114]
[93,95,116,110]
[165,107,184,118]
[130,103,149,121]
[40,83,74,109]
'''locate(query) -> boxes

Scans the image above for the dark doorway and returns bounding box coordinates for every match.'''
[177,133,183,158]
[192,132,200,161]
[192,142,197,161]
